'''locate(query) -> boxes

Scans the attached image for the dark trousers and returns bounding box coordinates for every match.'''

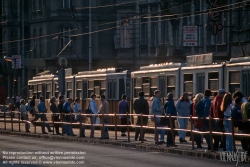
[135,116,148,140]
[32,114,52,133]
[213,121,226,150]
[166,119,176,145]
[120,118,127,134]
[53,115,60,134]
[100,118,109,138]
[202,119,219,149]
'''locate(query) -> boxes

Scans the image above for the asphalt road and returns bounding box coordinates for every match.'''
[0,135,248,167]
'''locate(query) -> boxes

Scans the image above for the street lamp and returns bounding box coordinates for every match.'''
[4,56,17,97]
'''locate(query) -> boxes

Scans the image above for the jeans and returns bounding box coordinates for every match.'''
[177,117,188,139]
[63,117,74,135]
[223,116,233,151]
[52,115,60,134]
[90,116,97,137]
[154,122,165,142]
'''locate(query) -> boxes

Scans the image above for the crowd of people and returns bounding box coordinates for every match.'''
[15,89,250,154]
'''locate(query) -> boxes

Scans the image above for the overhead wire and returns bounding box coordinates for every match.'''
[2,0,245,52]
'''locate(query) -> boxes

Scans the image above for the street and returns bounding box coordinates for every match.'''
[0,135,248,167]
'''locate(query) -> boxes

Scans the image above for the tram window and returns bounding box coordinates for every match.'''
[242,70,250,97]
[100,80,106,97]
[208,72,219,94]
[94,80,101,97]
[107,80,117,99]
[167,76,175,96]
[184,74,193,96]
[46,84,51,99]
[229,71,240,94]
[82,81,87,99]
[159,76,166,98]
[55,83,59,98]
[29,85,33,98]
[33,85,37,95]
[88,81,94,98]
[67,82,72,98]
[126,79,131,100]
[76,81,82,99]
[119,79,125,99]
[196,73,205,94]
[142,77,150,97]
[134,78,141,98]
[37,84,42,98]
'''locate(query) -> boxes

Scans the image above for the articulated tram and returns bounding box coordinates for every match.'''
[28,55,250,124]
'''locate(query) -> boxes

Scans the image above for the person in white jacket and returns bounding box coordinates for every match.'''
[20,99,30,132]
[89,93,98,138]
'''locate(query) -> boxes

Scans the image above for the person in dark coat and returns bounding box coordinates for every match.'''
[57,96,65,133]
[50,96,61,135]
[133,91,149,141]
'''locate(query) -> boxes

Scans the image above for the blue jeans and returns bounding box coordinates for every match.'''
[177,117,188,139]
[154,122,165,142]
[63,117,74,135]
[224,116,233,151]
[90,116,97,137]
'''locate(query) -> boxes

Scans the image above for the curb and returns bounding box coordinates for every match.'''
[0,130,249,164]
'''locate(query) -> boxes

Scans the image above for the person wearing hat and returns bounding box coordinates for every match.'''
[89,93,98,138]
[210,89,226,150]
[164,92,177,147]
[176,92,190,143]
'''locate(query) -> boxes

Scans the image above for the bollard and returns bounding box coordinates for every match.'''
[208,116,214,151]
[102,113,105,139]
[231,117,236,152]
[126,112,130,142]
[154,114,158,143]
[114,113,117,140]
[168,114,175,146]
[4,109,6,130]
[52,113,55,135]
[18,111,21,132]
[190,115,194,150]
[61,113,63,136]
[140,113,143,143]
[11,110,13,131]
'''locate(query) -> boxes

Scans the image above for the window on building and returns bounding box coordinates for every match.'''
[3,31,7,52]
[141,23,148,45]
[61,0,71,9]
[2,0,5,14]
[151,24,157,46]
[154,25,158,46]
[120,27,130,48]
[229,71,240,94]
[39,29,42,58]
[161,22,169,45]
[60,27,71,49]
[11,0,17,14]
[11,31,17,54]
[32,0,36,11]
[30,29,37,55]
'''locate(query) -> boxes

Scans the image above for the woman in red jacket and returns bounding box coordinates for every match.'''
[193,93,204,148]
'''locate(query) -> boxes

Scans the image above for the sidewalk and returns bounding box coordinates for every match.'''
[0,118,249,164]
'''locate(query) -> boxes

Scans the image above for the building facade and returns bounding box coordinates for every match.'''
[1,0,250,97]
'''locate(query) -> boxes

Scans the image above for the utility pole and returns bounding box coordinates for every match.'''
[21,0,25,97]
[199,0,203,54]
[89,0,92,71]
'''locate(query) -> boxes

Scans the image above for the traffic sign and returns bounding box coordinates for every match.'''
[58,57,68,68]
[12,55,22,69]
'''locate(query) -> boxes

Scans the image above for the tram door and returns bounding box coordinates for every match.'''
[242,70,250,97]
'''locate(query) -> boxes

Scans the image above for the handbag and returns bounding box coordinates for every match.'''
[85,104,93,116]
[160,110,169,126]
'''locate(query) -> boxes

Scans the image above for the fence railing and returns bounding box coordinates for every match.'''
[0,110,250,152]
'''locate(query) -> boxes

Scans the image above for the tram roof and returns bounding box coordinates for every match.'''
[229,57,250,63]
[139,62,186,70]
[30,74,57,81]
